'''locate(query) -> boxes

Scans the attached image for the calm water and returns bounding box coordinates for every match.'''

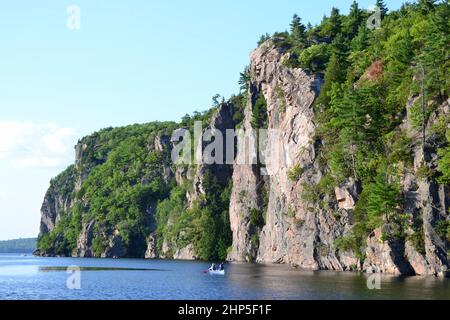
[0,253,449,300]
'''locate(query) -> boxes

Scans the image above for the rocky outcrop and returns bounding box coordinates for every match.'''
[76,220,94,257]
[227,42,349,269]
[143,102,237,260]
[145,233,158,259]
[335,179,359,210]
[227,41,449,276]
[363,228,415,275]
[39,165,76,236]
[228,41,358,270]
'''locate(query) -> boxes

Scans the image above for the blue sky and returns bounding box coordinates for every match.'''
[0,0,405,240]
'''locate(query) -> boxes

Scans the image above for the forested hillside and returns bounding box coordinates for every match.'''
[0,238,36,253]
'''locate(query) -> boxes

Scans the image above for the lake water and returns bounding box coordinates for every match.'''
[1,253,449,300]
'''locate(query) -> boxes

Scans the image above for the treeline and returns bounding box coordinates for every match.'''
[0,238,36,253]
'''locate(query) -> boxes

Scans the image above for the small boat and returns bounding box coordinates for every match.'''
[208,268,225,275]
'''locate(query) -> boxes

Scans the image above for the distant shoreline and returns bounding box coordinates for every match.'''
[0,238,36,254]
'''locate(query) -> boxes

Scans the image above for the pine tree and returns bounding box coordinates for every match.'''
[344,1,364,39]
[366,170,401,226]
[257,33,271,46]
[316,54,346,106]
[290,14,307,46]
[438,145,450,185]
[321,7,342,40]
[251,92,268,129]
[351,25,370,51]
[333,89,367,179]
[239,66,251,93]
[419,2,450,100]
[330,33,350,61]
[418,0,437,13]
[438,131,450,185]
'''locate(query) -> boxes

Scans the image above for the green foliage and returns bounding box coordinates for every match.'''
[290,14,307,48]
[319,7,342,40]
[343,1,365,39]
[251,92,268,129]
[409,216,426,254]
[258,33,271,46]
[92,237,108,257]
[287,164,303,182]
[301,175,335,206]
[155,171,232,261]
[249,208,265,229]
[385,131,414,165]
[298,44,330,72]
[239,66,251,93]
[365,170,402,227]
[316,53,346,106]
[437,131,450,185]
[415,162,434,180]
[435,220,450,242]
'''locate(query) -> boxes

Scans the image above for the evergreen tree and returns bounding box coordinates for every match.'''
[290,14,307,46]
[351,25,370,51]
[239,66,251,93]
[330,33,350,61]
[321,7,342,40]
[366,170,401,226]
[437,145,450,185]
[332,88,368,179]
[344,1,364,39]
[418,0,437,13]
[258,33,271,46]
[437,131,450,185]
[419,2,450,100]
[316,54,346,106]
[251,92,268,129]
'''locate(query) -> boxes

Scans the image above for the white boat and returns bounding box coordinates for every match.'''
[208,268,225,275]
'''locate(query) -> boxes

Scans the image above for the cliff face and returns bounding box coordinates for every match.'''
[227,42,449,276]
[146,103,237,260]
[228,42,358,270]
[39,165,76,236]
[36,41,449,276]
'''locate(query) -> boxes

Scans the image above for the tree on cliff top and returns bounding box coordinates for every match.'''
[290,14,307,47]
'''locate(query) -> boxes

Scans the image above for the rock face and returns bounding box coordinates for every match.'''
[39,165,77,236]
[227,41,449,276]
[76,220,94,258]
[228,41,357,270]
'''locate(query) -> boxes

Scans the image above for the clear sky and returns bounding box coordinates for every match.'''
[0,0,405,240]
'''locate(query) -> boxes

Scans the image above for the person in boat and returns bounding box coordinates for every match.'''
[210,263,216,271]
[219,263,224,271]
